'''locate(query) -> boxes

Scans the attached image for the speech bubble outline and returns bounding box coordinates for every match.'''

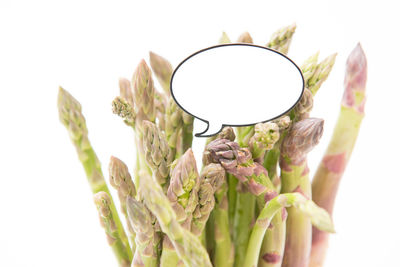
[170,43,305,137]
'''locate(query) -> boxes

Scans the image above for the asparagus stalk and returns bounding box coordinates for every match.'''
[266,23,296,55]
[310,43,367,267]
[149,51,173,95]
[138,170,212,267]
[149,51,194,156]
[204,139,271,196]
[204,126,237,237]
[244,193,334,267]
[109,156,137,252]
[262,116,291,189]
[257,116,291,267]
[182,111,194,155]
[126,197,159,267]
[199,163,234,267]
[204,138,272,267]
[280,118,324,267]
[165,98,184,159]
[301,52,319,87]
[142,120,173,189]
[58,87,132,261]
[192,163,226,236]
[112,96,136,127]
[154,90,168,131]
[307,53,337,96]
[94,192,132,267]
[161,148,201,266]
[249,122,280,162]
[132,59,156,127]
[237,32,253,43]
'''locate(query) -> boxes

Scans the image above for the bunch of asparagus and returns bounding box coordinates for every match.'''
[58,24,367,267]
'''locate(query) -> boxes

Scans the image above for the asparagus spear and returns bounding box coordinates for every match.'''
[149,51,194,156]
[204,138,273,267]
[109,156,137,251]
[266,23,296,55]
[138,170,212,267]
[154,90,168,131]
[57,87,132,261]
[301,52,319,87]
[237,32,253,43]
[307,53,337,96]
[165,98,184,159]
[310,43,367,267]
[197,163,234,267]
[244,193,334,267]
[132,59,156,127]
[161,148,201,266]
[192,163,226,236]
[112,96,136,128]
[94,192,131,267]
[126,197,158,267]
[149,51,173,95]
[249,122,280,162]
[142,120,173,189]
[262,115,291,189]
[204,138,270,196]
[280,118,324,267]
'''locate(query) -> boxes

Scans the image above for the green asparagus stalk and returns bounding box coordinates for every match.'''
[192,163,226,236]
[58,87,132,261]
[307,53,337,96]
[219,32,231,44]
[182,111,194,155]
[237,32,253,43]
[138,170,212,267]
[132,59,156,127]
[204,138,272,267]
[109,156,137,252]
[161,148,200,266]
[280,118,324,267]
[126,197,158,267]
[266,23,296,55]
[204,126,237,237]
[262,116,291,190]
[310,43,367,267]
[244,193,334,267]
[149,51,194,155]
[112,96,136,128]
[198,163,234,267]
[94,192,132,267]
[204,139,270,196]
[142,120,173,189]
[247,121,284,267]
[301,52,319,87]
[149,51,173,95]
[154,90,168,131]
[165,98,184,159]
[249,122,280,162]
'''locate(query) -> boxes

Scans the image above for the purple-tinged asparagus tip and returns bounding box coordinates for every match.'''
[342,43,367,112]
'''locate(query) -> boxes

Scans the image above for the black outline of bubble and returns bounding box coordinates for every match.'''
[170,43,305,138]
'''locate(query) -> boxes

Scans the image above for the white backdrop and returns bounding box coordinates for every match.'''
[1,1,399,266]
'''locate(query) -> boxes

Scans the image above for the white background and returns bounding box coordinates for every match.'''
[1,1,399,266]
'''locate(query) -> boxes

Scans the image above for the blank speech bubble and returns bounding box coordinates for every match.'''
[170,43,304,137]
